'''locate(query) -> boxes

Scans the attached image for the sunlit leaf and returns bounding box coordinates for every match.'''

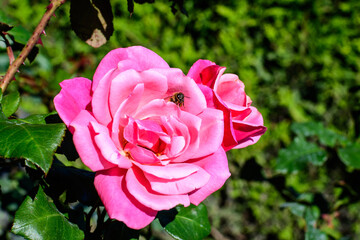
[8,25,31,44]
[160,204,211,240]
[2,90,20,117]
[11,187,84,240]
[0,119,66,173]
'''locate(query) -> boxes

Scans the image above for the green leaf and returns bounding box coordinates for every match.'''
[291,122,348,147]
[20,112,58,124]
[0,120,66,173]
[161,204,211,240]
[2,91,20,117]
[70,0,114,48]
[0,10,15,32]
[8,25,31,44]
[304,206,320,226]
[0,91,6,120]
[338,143,360,168]
[305,225,328,240]
[281,202,306,218]
[275,137,327,174]
[11,187,84,240]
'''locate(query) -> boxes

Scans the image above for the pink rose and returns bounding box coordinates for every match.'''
[188,60,267,151]
[54,46,230,229]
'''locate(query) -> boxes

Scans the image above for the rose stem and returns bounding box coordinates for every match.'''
[0,0,66,93]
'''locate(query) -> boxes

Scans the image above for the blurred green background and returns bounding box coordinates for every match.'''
[1,0,360,239]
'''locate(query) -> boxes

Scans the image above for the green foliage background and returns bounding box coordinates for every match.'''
[1,0,360,239]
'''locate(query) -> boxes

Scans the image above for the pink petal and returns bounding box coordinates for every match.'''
[70,110,116,171]
[187,59,216,84]
[166,112,200,162]
[161,116,190,159]
[146,167,210,195]
[123,117,167,149]
[126,168,190,211]
[54,78,92,127]
[243,106,265,126]
[134,99,180,120]
[95,168,157,230]
[154,68,207,115]
[90,121,132,169]
[93,46,170,91]
[111,83,145,146]
[214,74,247,106]
[132,161,201,179]
[198,84,216,109]
[109,69,169,117]
[125,144,161,165]
[91,68,118,126]
[109,69,141,116]
[168,136,186,157]
[115,83,144,121]
[191,108,224,159]
[189,147,230,205]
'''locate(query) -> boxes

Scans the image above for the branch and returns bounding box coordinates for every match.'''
[0,33,15,65]
[0,0,66,93]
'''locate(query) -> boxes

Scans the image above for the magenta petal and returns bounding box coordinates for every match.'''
[54,77,92,127]
[231,107,267,148]
[93,46,170,91]
[95,168,157,230]
[70,110,116,171]
[187,59,216,84]
[232,122,267,149]
[126,168,190,211]
[146,167,210,195]
[212,92,238,151]
[200,65,226,89]
[189,147,230,205]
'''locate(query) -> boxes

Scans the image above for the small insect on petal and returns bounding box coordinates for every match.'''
[167,92,187,107]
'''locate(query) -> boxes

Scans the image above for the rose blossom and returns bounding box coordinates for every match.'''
[54,46,230,229]
[188,60,267,151]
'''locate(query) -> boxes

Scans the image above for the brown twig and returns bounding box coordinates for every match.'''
[1,33,15,65]
[0,0,66,93]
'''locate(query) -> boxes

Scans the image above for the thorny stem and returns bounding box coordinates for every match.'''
[0,0,66,93]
